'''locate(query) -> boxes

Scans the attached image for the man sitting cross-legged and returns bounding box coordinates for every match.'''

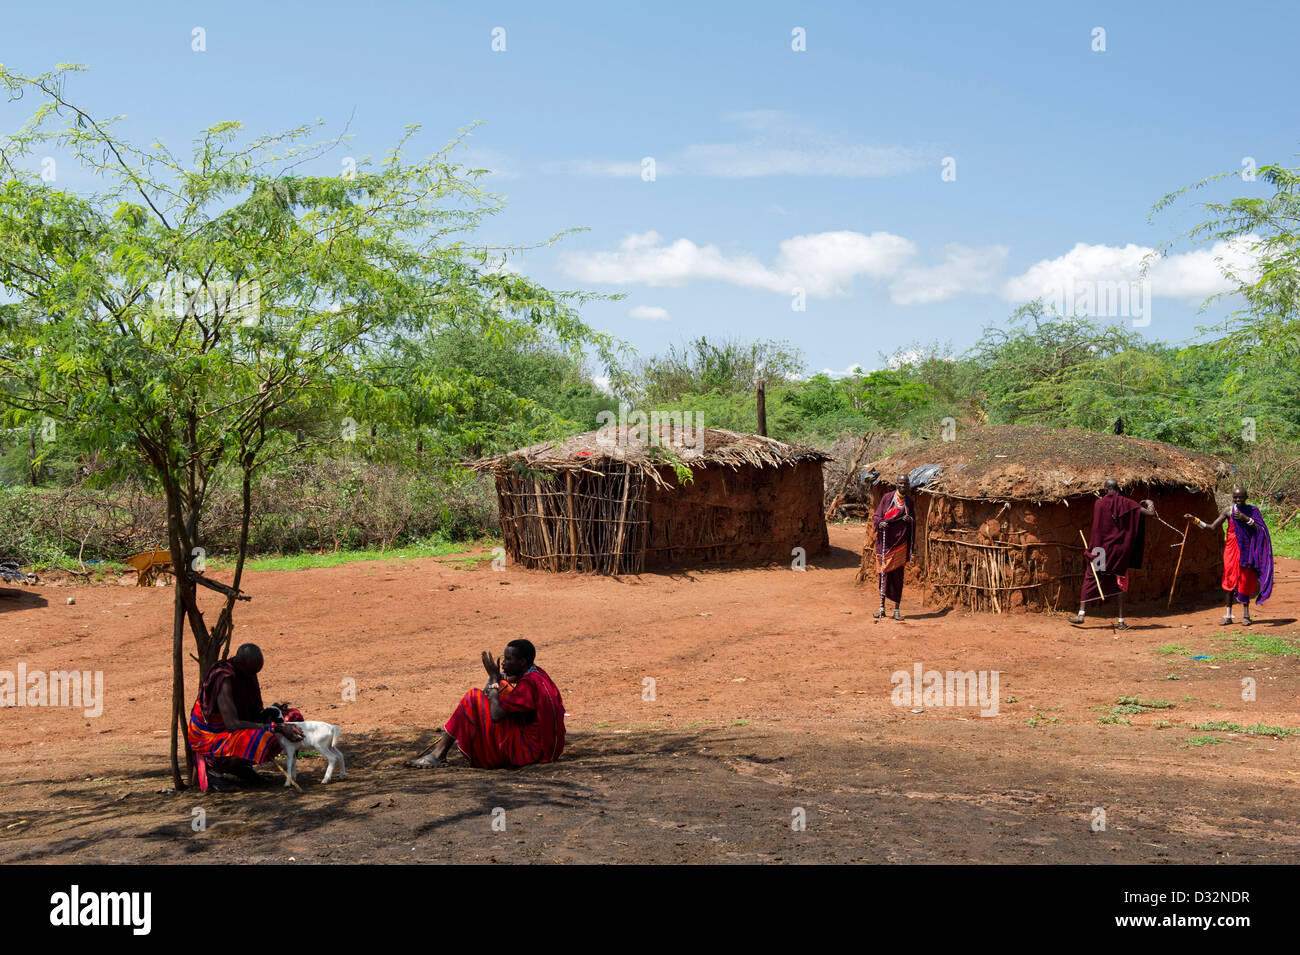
[187,643,303,792]
[406,639,565,769]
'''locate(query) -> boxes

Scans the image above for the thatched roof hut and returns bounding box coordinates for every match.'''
[471,424,830,573]
[856,426,1229,612]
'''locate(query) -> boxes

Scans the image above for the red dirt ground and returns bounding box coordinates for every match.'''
[2,525,1298,864]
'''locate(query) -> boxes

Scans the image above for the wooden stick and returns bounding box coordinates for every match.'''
[566,471,579,572]
[1168,520,1191,608]
[1080,529,1106,600]
[271,757,303,792]
[825,432,874,522]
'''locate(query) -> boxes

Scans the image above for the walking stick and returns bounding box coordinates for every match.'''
[875,520,886,623]
[271,757,303,792]
[1079,529,1106,601]
[1168,520,1191,608]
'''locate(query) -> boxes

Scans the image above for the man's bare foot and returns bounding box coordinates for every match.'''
[404,753,445,768]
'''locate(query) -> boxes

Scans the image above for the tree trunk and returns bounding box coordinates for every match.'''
[169,583,185,791]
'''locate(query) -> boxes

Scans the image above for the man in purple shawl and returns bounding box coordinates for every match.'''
[1185,485,1275,625]
[872,474,916,620]
[1067,478,1157,630]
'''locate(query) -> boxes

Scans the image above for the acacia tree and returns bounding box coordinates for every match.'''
[1154,159,1300,362]
[0,64,614,788]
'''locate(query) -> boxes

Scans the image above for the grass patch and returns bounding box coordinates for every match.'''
[1026,715,1060,728]
[1162,674,1181,681]
[1184,736,1226,748]
[211,537,490,572]
[1156,644,1186,655]
[1098,714,1131,726]
[1274,521,1300,560]
[1185,721,1300,739]
[1112,696,1175,715]
[1216,631,1300,661]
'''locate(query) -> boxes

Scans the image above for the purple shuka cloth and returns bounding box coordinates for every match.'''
[1232,503,1274,603]
[1080,491,1145,603]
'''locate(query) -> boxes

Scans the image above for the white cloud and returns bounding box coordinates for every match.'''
[550,110,931,180]
[1003,238,1259,303]
[814,363,869,378]
[460,147,519,179]
[563,229,917,298]
[889,244,1010,305]
[628,305,671,321]
[542,158,664,178]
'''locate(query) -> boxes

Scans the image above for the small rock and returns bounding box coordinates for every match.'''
[66,597,75,605]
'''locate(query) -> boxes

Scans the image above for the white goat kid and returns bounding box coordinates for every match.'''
[263,704,346,786]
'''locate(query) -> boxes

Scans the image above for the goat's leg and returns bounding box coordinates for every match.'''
[321,750,335,784]
[336,746,346,779]
[283,745,297,787]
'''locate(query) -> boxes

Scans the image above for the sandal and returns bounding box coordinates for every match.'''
[1065,613,1086,625]
[1221,615,1234,626]
[1242,617,1253,627]
[404,753,445,769]
[1115,621,1129,631]
[893,609,903,621]
[872,608,886,619]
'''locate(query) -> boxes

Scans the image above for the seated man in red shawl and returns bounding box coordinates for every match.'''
[1066,478,1156,631]
[187,643,303,792]
[872,474,915,620]
[1184,485,1275,626]
[405,639,565,769]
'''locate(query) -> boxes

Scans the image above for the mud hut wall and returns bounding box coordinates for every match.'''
[493,467,650,573]
[643,459,829,568]
[858,483,1221,611]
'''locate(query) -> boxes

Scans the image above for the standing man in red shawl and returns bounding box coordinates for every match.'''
[405,639,565,769]
[187,643,303,792]
[1184,486,1275,625]
[1066,478,1157,630]
[872,474,916,620]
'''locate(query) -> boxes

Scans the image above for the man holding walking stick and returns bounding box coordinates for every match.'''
[1066,478,1157,631]
[872,473,916,621]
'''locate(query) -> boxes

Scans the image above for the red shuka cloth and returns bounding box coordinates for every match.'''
[445,666,566,768]
[187,660,281,764]
[872,490,915,603]
[1222,524,1259,599]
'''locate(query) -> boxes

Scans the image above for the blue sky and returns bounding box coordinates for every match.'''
[4,0,1295,376]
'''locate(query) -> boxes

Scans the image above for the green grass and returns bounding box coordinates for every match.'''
[1112,696,1175,715]
[1098,714,1131,726]
[1273,522,1300,560]
[1185,720,1300,739]
[1216,631,1300,661]
[208,537,493,572]
[1156,644,1186,655]
[1184,736,1226,747]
